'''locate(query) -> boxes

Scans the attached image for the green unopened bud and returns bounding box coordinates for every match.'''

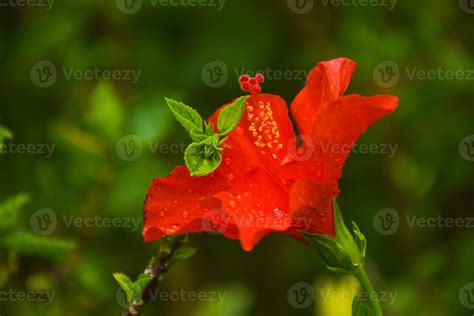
[302,201,367,274]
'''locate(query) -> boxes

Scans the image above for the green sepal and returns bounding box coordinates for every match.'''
[217,96,248,135]
[302,201,365,274]
[184,140,222,176]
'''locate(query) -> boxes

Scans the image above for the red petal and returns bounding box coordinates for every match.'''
[143,148,292,251]
[291,58,358,136]
[288,179,339,236]
[215,167,291,251]
[209,94,296,184]
[310,94,398,182]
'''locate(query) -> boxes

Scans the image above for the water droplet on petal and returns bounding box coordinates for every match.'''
[182,211,190,219]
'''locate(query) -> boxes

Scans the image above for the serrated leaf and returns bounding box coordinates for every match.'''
[184,142,222,176]
[166,98,204,140]
[113,272,135,303]
[0,125,13,144]
[352,297,374,316]
[217,96,247,135]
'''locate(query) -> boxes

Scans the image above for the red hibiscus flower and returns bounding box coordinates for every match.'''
[143,58,398,251]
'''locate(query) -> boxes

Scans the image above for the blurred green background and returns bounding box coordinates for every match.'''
[1,0,473,315]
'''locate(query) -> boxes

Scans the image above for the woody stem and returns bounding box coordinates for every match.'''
[354,266,384,316]
[122,235,187,316]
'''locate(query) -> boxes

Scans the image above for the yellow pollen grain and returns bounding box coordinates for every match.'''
[246,101,283,158]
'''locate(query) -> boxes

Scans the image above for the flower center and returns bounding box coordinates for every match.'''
[245,100,284,159]
[239,73,284,159]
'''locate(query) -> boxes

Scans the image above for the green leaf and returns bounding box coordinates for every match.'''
[113,272,135,303]
[217,96,248,135]
[0,193,30,231]
[0,125,13,144]
[184,141,222,176]
[166,98,204,141]
[352,297,374,316]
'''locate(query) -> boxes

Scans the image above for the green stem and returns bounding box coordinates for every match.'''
[354,266,384,316]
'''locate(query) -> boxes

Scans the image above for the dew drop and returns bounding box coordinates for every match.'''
[182,211,190,219]
[227,173,235,181]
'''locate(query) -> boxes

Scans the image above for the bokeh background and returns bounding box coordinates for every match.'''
[1,0,473,315]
